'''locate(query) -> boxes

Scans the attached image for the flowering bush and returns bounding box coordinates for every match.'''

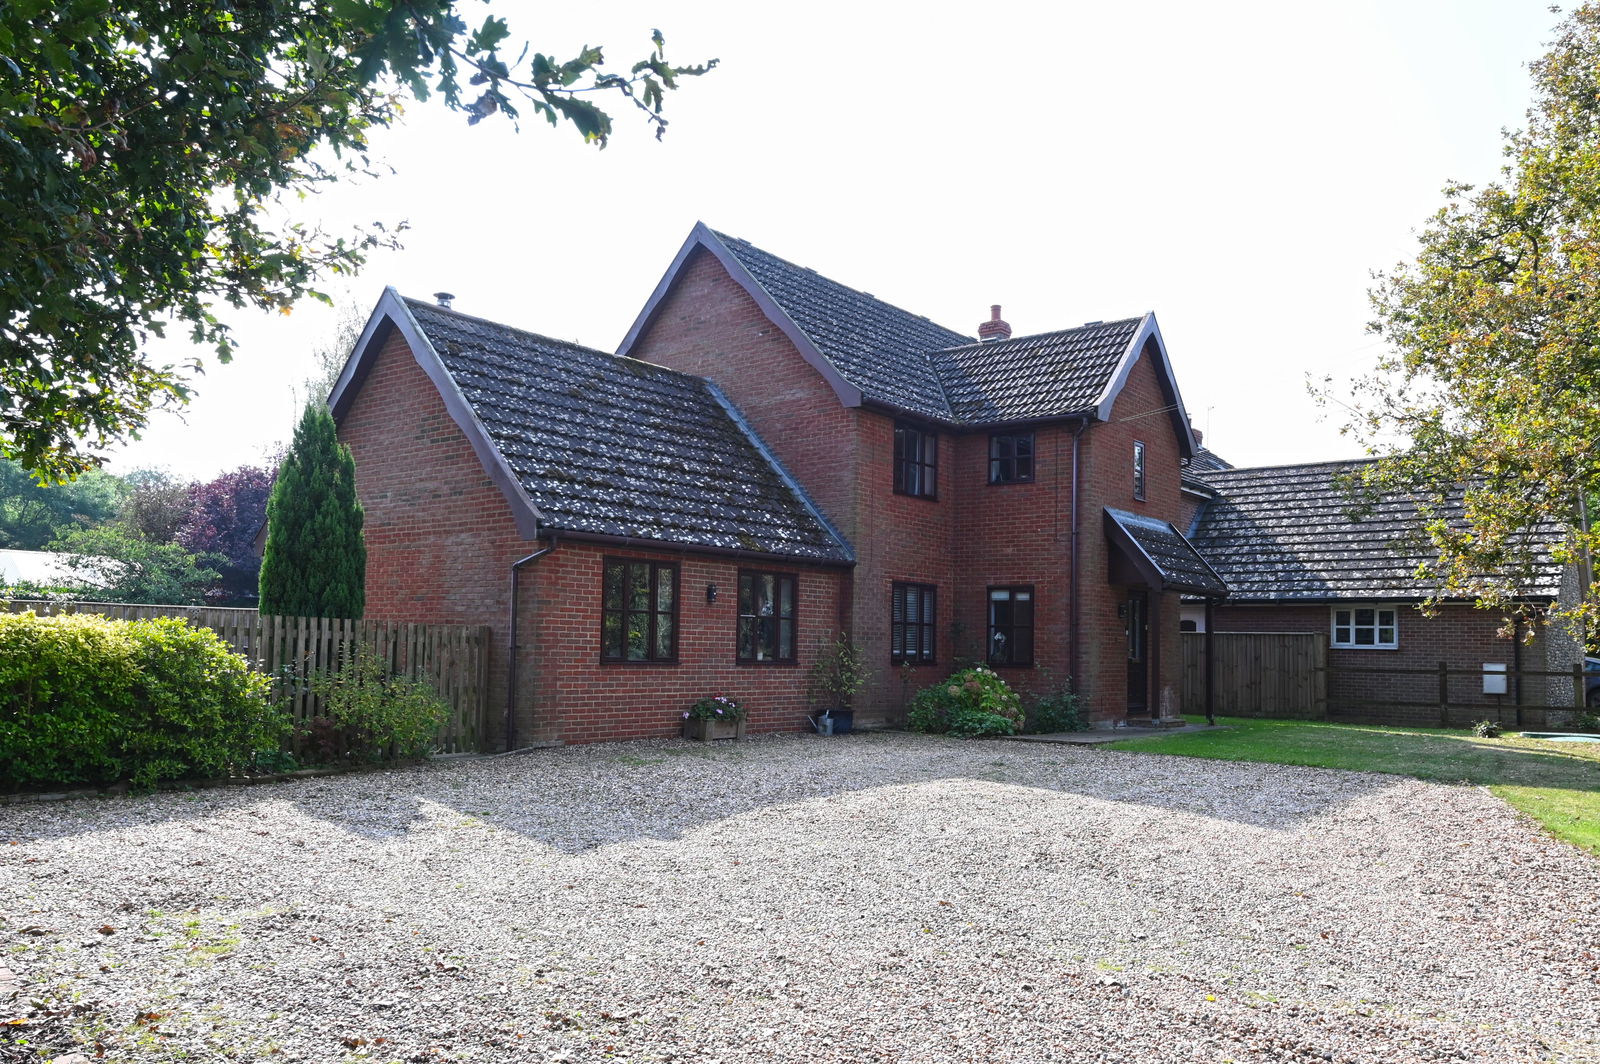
[906,666,1023,738]
[684,694,746,722]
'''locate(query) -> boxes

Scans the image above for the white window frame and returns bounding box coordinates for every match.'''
[1330,605,1399,649]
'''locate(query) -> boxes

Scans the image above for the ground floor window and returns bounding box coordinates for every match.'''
[987,586,1034,665]
[891,582,936,664]
[738,570,797,663]
[1331,605,1398,649]
[601,559,678,662]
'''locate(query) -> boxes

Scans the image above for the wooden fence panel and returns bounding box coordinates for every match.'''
[3,599,489,752]
[1181,632,1327,718]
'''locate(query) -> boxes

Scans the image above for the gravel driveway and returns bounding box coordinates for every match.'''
[3,732,1598,1064]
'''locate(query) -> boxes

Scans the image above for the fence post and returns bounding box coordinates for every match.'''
[1438,661,1449,728]
[1575,662,1587,711]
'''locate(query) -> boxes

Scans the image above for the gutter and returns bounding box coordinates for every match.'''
[506,538,558,752]
[1069,417,1090,692]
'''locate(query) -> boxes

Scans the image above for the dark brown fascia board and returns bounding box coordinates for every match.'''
[535,527,855,569]
[1091,312,1199,461]
[1103,508,1230,598]
[615,222,866,410]
[327,287,545,539]
[857,398,1097,435]
[1200,593,1558,605]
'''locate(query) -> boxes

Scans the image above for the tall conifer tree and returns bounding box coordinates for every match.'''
[259,403,365,617]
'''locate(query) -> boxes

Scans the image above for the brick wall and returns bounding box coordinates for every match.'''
[1210,601,1570,714]
[522,544,844,743]
[1077,339,1190,721]
[338,326,847,747]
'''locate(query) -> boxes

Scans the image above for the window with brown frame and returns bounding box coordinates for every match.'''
[1132,440,1147,501]
[987,586,1035,666]
[600,558,678,662]
[894,422,938,498]
[989,433,1035,484]
[737,570,797,663]
[891,582,937,664]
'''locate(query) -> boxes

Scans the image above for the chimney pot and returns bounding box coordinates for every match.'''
[978,304,1012,343]
[434,291,456,310]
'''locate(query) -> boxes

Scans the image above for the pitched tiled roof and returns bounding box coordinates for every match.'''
[1190,461,1563,600]
[1187,447,1232,473]
[713,232,969,420]
[1104,508,1229,597]
[403,298,852,563]
[930,319,1144,423]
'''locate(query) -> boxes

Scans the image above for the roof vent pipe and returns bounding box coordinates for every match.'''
[435,291,456,310]
[978,304,1012,343]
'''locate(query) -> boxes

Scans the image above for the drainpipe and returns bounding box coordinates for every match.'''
[1069,418,1089,693]
[506,538,558,752]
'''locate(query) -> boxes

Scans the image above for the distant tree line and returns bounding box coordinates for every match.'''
[0,459,274,606]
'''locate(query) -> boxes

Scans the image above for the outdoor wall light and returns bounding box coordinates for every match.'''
[706,583,718,604]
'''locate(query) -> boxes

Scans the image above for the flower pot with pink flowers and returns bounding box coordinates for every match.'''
[682,694,747,741]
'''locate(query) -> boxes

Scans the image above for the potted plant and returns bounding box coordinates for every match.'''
[808,633,868,735]
[682,694,747,741]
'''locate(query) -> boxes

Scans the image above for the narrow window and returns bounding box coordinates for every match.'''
[1330,606,1399,649]
[600,559,678,662]
[989,433,1035,484]
[1132,440,1147,501]
[987,586,1035,666]
[737,570,797,663]
[894,422,938,498]
[891,582,937,664]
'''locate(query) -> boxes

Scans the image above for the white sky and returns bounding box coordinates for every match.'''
[107,0,1568,479]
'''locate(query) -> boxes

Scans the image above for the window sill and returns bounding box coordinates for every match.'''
[1329,644,1400,651]
[599,658,681,666]
[736,659,798,667]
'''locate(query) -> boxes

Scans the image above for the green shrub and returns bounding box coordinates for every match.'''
[1024,683,1088,734]
[907,666,1023,738]
[306,644,448,762]
[1471,719,1503,739]
[0,611,284,789]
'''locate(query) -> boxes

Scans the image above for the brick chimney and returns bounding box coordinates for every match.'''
[978,304,1011,343]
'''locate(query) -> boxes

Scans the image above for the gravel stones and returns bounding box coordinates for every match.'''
[3,733,1597,1063]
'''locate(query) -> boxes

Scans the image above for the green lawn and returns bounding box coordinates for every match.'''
[1106,716,1600,855]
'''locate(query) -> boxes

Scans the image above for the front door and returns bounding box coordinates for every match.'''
[1126,591,1149,717]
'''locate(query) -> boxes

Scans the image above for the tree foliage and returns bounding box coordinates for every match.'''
[50,523,223,605]
[177,465,275,604]
[117,469,191,544]
[1341,4,1600,637]
[1,1,714,480]
[259,403,364,618]
[0,458,124,550]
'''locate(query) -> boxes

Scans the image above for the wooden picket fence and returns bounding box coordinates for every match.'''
[4,600,490,753]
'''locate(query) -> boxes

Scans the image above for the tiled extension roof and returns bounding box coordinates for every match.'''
[712,232,970,420]
[930,319,1145,423]
[402,298,852,563]
[1190,461,1563,601]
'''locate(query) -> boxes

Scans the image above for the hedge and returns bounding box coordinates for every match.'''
[0,611,286,789]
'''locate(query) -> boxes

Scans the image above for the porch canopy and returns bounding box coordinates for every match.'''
[1103,508,1229,598]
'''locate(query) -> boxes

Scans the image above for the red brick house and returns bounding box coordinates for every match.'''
[331,224,1226,748]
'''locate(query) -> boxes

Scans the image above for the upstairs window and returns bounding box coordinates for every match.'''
[1132,440,1147,501]
[987,586,1035,666]
[601,559,678,662]
[989,433,1035,484]
[891,582,937,664]
[894,422,938,498]
[1332,606,1398,649]
[737,570,797,663]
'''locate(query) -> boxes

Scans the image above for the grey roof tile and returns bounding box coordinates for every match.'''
[1105,508,1229,596]
[707,230,1154,427]
[404,298,852,563]
[930,319,1144,423]
[1190,460,1563,601]
[713,232,968,420]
